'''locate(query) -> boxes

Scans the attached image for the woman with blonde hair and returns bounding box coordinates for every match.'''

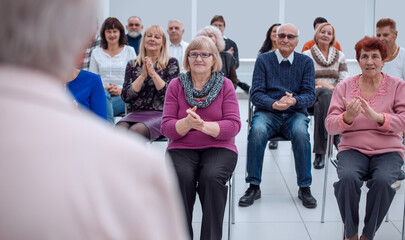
[162,36,240,239]
[118,25,179,140]
[303,22,348,169]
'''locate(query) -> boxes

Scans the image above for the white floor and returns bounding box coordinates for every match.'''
[152,98,405,240]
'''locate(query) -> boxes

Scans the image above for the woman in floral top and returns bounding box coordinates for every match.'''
[118,25,179,140]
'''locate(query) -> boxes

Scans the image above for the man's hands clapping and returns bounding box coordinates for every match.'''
[272,92,297,111]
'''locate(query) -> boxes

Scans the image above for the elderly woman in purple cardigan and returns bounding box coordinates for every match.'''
[161,36,241,240]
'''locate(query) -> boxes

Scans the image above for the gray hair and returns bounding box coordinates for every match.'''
[168,19,183,29]
[276,23,300,38]
[0,0,98,79]
[128,16,142,23]
[196,26,225,52]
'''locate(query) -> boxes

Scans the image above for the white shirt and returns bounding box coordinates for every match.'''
[275,49,295,64]
[382,47,405,80]
[89,45,136,88]
[169,40,189,72]
[0,66,188,240]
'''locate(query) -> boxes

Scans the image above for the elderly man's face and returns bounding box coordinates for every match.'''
[276,25,299,57]
[167,21,184,43]
[376,26,397,48]
[126,17,143,35]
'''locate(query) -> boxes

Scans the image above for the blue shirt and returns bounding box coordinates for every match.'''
[250,51,316,115]
[67,70,107,120]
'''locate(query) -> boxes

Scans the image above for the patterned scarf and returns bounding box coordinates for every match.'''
[178,71,224,109]
[310,45,339,67]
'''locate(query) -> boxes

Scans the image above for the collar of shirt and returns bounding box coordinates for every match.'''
[170,40,185,47]
[275,49,294,64]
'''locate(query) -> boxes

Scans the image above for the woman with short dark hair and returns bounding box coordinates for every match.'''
[89,17,136,124]
[326,36,405,240]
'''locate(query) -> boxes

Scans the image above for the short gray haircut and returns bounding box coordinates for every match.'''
[196,26,225,52]
[0,0,98,79]
[168,19,183,29]
[127,16,142,24]
[276,23,300,38]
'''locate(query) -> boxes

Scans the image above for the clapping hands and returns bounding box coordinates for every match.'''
[343,96,384,124]
[141,56,156,78]
[185,106,204,131]
[272,92,296,111]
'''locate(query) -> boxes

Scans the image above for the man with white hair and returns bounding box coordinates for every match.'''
[126,16,143,55]
[239,23,317,209]
[167,19,189,72]
[0,0,187,239]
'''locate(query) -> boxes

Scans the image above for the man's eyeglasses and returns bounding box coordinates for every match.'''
[128,23,141,27]
[188,52,212,58]
[277,33,298,40]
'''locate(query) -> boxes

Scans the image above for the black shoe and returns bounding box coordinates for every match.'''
[239,187,261,207]
[268,141,278,150]
[313,154,325,169]
[237,80,250,94]
[298,187,317,208]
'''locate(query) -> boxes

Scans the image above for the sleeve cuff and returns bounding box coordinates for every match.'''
[379,113,391,131]
[338,112,352,130]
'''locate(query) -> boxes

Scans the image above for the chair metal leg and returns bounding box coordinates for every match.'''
[231,172,235,224]
[385,211,389,222]
[321,134,334,223]
[228,172,234,240]
[402,192,405,240]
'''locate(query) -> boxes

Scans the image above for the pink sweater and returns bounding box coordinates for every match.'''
[161,77,241,154]
[325,73,405,159]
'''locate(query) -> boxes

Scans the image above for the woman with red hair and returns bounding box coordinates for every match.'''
[325,37,405,240]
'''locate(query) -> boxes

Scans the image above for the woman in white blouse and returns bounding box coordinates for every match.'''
[90,17,136,124]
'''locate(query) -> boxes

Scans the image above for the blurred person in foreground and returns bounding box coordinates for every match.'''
[0,0,187,239]
[303,22,348,169]
[325,37,405,240]
[161,36,241,239]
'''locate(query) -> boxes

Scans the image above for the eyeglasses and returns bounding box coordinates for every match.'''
[277,33,298,40]
[128,23,141,27]
[188,52,212,58]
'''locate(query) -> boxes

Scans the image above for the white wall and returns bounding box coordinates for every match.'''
[106,0,405,60]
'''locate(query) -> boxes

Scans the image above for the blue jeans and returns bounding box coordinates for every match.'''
[105,90,125,124]
[246,110,312,187]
